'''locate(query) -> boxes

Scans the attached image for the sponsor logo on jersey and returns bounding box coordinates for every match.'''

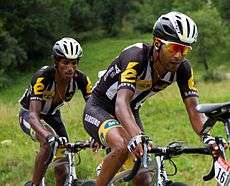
[104,119,120,129]
[85,114,100,127]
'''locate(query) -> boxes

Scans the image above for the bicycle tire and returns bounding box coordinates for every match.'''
[109,156,158,186]
[168,182,189,186]
[72,179,96,186]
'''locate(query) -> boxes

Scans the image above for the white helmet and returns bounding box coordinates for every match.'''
[153,11,198,45]
[53,37,83,60]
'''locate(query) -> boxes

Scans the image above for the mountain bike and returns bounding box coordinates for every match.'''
[31,140,96,186]
[196,101,230,143]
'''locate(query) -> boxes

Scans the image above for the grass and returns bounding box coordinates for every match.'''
[0,34,229,185]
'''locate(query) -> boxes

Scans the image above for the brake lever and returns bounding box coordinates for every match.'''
[203,137,226,181]
[203,156,216,181]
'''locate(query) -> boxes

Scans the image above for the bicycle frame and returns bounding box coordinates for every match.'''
[155,155,169,186]
[40,140,94,186]
[65,152,77,185]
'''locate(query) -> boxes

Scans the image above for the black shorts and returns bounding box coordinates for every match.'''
[83,95,143,144]
[19,108,69,140]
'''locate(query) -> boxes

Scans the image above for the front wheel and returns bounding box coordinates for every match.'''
[168,182,189,186]
[109,168,157,186]
[72,179,96,186]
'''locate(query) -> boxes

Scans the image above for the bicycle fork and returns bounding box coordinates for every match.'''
[65,152,77,186]
[155,156,169,186]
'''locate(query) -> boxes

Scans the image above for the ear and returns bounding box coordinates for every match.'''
[154,39,161,50]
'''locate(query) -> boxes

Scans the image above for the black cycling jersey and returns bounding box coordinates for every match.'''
[19,65,92,115]
[93,43,198,110]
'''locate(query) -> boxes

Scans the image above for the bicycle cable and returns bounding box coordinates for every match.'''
[166,159,177,176]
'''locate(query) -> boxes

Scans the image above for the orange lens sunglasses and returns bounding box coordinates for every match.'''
[156,38,192,56]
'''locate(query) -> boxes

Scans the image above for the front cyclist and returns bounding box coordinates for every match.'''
[19,37,92,186]
[83,11,218,186]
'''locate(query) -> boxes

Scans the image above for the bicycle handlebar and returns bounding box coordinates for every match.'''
[149,146,211,157]
[123,144,211,182]
[64,140,91,153]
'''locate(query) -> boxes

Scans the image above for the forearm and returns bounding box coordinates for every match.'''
[29,112,50,139]
[115,102,142,138]
[184,97,207,136]
[188,109,206,135]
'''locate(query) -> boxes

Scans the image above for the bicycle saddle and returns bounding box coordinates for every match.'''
[196,101,230,114]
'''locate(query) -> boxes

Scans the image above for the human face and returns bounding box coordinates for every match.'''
[156,38,192,72]
[56,58,77,80]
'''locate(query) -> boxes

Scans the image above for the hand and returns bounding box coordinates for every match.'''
[57,137,68,146]
[89,137,101,152]
[127,134,151,161]
[202,134,228,157]
[45,135,59,165]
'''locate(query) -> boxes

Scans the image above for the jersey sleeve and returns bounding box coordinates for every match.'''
[176,60,199,99]
[77,72,92,101]
[30,73,49,101]
[117,45,145,92]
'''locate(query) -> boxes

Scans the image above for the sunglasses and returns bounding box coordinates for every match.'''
[156,38,192,56]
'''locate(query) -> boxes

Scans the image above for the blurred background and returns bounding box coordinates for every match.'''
[0,0,229,87]
[0,1,229,185]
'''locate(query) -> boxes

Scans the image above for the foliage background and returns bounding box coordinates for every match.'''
[0,0,229,87]
[0,0,229,185]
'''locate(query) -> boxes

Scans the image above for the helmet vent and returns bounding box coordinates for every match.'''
[176,20,183,35]
[176,15,181,19]
[75,45,78,55]
[163,25,174,35]
[192,25,196,38]
[162,17,169,21]
[56,49,63,56]
[63,44,68,55]
[186,19,190,37]
[70,42,73,55]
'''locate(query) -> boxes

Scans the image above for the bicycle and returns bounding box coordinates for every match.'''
[109,140,212,186]
[114,135,230,186]
[38,140,96,186]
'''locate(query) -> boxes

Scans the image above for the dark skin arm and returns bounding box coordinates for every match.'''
[184,97,221,156]
[29,100,52,142]
[115,89,143,159]
[184,96,206,135]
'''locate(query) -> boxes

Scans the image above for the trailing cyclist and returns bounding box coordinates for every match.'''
[18,37,92,186]
[83,11,219,186]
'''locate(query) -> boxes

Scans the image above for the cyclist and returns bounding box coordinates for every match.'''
[83,11,218,186]
[19,37,92,186]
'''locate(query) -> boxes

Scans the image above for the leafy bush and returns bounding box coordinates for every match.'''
[202,66,227,82]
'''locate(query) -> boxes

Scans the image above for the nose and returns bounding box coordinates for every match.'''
[173,51,183,60]
[67,63,75,72]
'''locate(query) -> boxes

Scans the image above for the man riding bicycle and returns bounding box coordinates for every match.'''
[83,11,218,186]
[19,37,92,186]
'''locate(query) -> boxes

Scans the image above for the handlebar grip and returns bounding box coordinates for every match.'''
[123,159,141,182]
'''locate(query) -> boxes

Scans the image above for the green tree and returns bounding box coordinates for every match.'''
[132,0,174,33]
[70,0,97,32]
[211,0,230,24]
[172,0,206,12]
[95,0,132,36]
[191,8,227,70]
[0,19,26,87]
